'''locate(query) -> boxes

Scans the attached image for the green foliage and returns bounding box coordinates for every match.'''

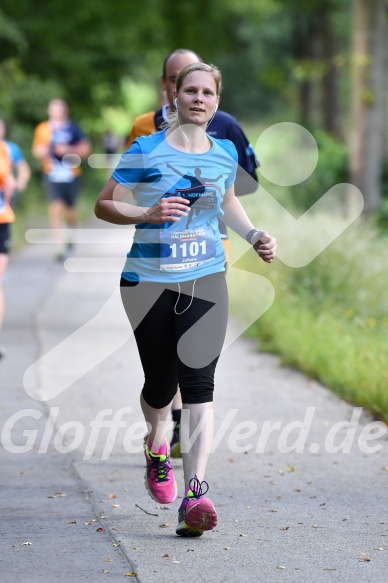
[293,129,348,210]
[243,122,349,224]
[254,128,348,213]
[0,0,353,128]
[87,80,158,138]
[228,194,388,422]
[0,8,26,55]
[1,0,173,131]
[249,301,388,421]
[372,160,388,229]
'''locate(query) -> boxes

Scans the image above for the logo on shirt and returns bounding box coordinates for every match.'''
[166,163,223,228]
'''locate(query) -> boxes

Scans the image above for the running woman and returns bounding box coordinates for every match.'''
[127,48,260,457]
[95,63,276,537]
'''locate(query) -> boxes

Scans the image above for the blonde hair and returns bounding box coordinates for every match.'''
[176,62,222,96]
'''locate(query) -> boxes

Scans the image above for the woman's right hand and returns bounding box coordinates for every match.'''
[95,179,190,226]
[143,196,190,224]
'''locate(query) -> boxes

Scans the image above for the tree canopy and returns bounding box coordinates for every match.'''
[1,0,352,123]
[1,0,386,213]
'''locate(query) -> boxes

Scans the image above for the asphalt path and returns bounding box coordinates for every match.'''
[1,224,387,582]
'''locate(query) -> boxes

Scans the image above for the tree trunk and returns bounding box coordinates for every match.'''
[292,9,317,127]
[319,7,342,137]
[349,0,388,215]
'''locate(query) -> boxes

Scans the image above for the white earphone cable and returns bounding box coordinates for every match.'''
[174,280,197,315]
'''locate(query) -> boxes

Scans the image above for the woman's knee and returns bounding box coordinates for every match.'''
[179,382,214,405]
[142,383,177,409]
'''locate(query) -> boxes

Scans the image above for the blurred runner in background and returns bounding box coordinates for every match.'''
[0,118,31,209]
[32,99,91,260]
[0,120,31,359]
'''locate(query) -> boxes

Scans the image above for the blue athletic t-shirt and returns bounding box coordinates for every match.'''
[153,108,259,196]
[6,141,25,164]
[112,129,238,283]
[0,141,25,213]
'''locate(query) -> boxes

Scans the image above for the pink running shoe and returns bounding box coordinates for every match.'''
[176,475,217,537]
[144,436,177,504]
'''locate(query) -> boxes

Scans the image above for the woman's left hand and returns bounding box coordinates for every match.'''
[251,231,277,263]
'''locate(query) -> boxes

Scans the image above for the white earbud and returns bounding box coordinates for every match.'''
[174,98,178,108]
[215,104,218,112]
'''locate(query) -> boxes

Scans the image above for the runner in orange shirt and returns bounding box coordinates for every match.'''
[32,99,91,260]
[0,125,30,359]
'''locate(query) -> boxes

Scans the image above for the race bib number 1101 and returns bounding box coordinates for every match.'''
[159,226,216,271]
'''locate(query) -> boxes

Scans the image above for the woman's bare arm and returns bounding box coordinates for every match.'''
[95,177,189,225]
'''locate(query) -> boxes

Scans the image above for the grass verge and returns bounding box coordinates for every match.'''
[228,193,388,423]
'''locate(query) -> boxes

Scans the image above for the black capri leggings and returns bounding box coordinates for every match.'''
[120,272,228,408]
